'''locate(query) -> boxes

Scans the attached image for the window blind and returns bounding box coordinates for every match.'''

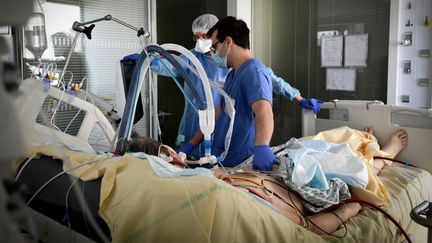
[252,0,390,144]
[24,0,151,138]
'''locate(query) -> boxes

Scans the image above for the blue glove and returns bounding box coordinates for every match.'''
[252,145,276,171]
[176,142,194,156]
[122,53,140,61]
[299,98,323,113]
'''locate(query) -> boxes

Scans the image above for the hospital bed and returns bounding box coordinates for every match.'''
[14,78,432,242]
[302,100,432,172]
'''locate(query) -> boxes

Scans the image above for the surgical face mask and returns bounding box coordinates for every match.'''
[194,39,212,53]
[210,41,229,68]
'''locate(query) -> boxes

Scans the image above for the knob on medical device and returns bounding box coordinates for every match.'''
[81,24,95,40]
[72,22,95,40]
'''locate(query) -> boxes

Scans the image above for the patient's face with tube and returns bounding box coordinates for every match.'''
[126,137,185,168]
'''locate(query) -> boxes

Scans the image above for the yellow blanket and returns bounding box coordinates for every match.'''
[21,144,325,243]
[309,126,393,206]
[20,125,425,243]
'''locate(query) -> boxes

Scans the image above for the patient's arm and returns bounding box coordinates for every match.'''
[215,170,361,235]
[306,203,360,235]
[256,173,361,235]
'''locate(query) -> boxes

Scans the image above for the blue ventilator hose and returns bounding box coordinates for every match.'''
[153,55,198,114]
[146,45,207,110]
[115,45,208,154]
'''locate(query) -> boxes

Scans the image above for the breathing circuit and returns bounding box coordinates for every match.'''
[66,14,230,162]
[114,44,215,157]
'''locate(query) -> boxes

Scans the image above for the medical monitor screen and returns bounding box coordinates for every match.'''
[120,59,144,124]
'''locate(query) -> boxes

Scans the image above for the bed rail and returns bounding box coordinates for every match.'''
[302,100,432,172]
[15,78,116,153]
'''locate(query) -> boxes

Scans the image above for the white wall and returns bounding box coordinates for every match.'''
[227,0,253,51]
[388,0,432,109]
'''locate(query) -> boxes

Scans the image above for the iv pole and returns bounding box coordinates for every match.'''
[72,14,150,39]
[59,14,150,83]
[56,14,151,140]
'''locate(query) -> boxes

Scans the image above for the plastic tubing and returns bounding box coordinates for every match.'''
[146,45,213,153]
[153,55,198,113]
[114,50,150,153]
[146,45,207,110]
[115,44,215,155]
[159,44,213,111]
[114,44,208,152]
[175,57,235,162]
[159,44,215,156]
[115,45,199,152]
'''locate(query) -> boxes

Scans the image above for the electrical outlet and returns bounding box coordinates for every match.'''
[420,49,430,58]
[403,60,411,74]
[401,95,410,103]
[418,79,429,87]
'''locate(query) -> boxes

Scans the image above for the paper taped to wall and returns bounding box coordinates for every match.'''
[326,68,356,91]
[344,34,368,67]
[321,36,343,67]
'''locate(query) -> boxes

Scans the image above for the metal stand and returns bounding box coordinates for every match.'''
[411,200,432,243]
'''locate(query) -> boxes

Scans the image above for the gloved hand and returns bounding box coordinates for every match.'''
[175,142,194,156]
[299,98,323,113]
[252,145,276,171]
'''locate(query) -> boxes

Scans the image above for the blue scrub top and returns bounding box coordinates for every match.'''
[177,50,229,158]
[212,58,273,167]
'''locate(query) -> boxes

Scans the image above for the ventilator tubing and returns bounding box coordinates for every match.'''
[160,43,214,111]
[114,51,150,153]
[160,43,215,156]
[115,44,215,155]
[174,56,235,162]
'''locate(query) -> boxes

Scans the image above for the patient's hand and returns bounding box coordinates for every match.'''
[212,167,226,177]
[335,202,361,222]
[158,145,186,168]
[211,167,242,177]
[212,162,279,177]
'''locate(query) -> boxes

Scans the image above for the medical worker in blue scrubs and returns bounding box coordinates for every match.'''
[211,16,275,170]
[150,14,321,160]
[183,16,276,170]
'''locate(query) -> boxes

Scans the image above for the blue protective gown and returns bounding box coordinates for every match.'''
[267,68,300,101]
[212,59,273,167]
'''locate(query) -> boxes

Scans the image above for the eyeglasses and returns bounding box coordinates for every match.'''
[209,41,220,54]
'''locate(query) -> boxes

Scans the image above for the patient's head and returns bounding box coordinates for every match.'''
[126,136,186,168]
[126,137,161,155]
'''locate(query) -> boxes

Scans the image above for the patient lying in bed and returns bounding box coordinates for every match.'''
[125,127,408,235]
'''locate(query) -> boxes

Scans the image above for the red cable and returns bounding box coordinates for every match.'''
[245,187,271,202]
[222,174,412,242]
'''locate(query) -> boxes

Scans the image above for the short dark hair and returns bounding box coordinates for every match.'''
[125,137,161,155]
[207,16,250,49]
